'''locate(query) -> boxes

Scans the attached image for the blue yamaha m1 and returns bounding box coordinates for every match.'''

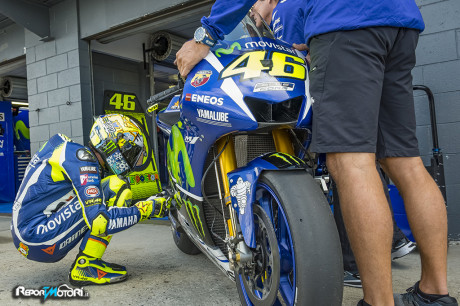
[148,12,342,305]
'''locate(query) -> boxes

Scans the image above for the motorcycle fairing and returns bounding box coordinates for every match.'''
[227,152,307,248]
[167,38,311,199]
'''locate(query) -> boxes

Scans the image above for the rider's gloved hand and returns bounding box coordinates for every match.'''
[135,201,153,222]
[146,195,171,218]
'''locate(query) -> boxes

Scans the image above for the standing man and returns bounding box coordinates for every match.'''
[175,1,457,305]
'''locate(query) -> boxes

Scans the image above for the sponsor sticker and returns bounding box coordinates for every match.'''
[37,202,82,235]
[197,109,229,122]
[79,166,97,174]
[191,70,212,87]
[76,148,96,162]
[84,186,100,198]
[253,82,295,92]
[18,242,29,258]
[59,226,88,250]
[230,177,252,215]
[41,244,56,255]
[84,198,102,207]
[108,215,138,230]
[171,101,180,110]
[186,94,224,105]
[0,112,4,121]
[80,174,98,186]
[244,41,295,54]
[196,109,231,127]
[184,136,200,144]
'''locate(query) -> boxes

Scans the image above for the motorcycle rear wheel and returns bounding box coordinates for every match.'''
[171,224,201,255]
[235,171,343,305]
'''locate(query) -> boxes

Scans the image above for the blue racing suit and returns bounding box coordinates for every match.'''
[11,134,142,262]
[201,0,424,45]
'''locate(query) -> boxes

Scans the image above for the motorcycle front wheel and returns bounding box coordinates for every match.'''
[235,171,343,305]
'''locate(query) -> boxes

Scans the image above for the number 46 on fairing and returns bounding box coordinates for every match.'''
[219,51,306,81]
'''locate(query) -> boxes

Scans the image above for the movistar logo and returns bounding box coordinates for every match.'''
[37,202,82,235]
[215,42,242,57]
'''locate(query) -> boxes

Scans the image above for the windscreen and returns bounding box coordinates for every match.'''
[223,10,275,42]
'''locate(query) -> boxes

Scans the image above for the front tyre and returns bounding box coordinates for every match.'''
[236,171,343,305]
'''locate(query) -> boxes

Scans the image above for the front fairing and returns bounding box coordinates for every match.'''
[167,13,312,199]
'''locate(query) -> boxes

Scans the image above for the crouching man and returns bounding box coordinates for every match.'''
[11,114,167,286]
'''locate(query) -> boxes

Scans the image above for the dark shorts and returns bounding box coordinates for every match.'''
[308,27,420,159]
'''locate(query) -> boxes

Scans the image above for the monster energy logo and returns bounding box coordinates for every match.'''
[103,140,117,154]
[184,199,205,237]
[270,152,304,165]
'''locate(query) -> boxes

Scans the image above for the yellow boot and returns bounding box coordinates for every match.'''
[69,236,128,286]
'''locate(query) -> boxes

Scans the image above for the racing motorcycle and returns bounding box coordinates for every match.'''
[147,12,343,305]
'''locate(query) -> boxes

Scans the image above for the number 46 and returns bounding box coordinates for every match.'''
[219,51,306,81]
[110,93,136,111]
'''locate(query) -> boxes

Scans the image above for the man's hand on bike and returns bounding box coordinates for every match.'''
[293,43,311,64]
[174,39,210,77]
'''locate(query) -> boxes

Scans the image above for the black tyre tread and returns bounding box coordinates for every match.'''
[172,226,201,255]
[250,170,343,305]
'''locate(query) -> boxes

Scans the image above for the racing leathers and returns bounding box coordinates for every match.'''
[11,134,144,263]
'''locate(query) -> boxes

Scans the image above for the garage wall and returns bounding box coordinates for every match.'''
[91,52,150,116]
[414,0,460,239]
[26,0,92,154]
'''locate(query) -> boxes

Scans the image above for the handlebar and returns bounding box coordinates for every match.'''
[147,77,184,106]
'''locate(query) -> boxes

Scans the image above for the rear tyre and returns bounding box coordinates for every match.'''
[171,224,201,255]
[235,171,343,305]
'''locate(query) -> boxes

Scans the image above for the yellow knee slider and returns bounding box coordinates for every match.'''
[91,212,109,237]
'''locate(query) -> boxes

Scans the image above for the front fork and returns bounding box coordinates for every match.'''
[216,129,294,267]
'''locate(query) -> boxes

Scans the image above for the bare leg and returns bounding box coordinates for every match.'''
[380,156,448,295]
[327,152,394,306]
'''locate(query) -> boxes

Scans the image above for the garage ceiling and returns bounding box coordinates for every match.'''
[0,0,65,30]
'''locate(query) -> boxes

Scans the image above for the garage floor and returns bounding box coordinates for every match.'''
[1,215,459,305]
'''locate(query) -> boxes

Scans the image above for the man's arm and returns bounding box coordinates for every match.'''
[175,0,257,77]
[201,0,257,41]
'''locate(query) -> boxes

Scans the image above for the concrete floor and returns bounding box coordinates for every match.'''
[0,215,459,305]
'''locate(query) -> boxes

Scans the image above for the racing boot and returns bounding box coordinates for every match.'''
[70,233,127,286]
[69,251,128,286]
